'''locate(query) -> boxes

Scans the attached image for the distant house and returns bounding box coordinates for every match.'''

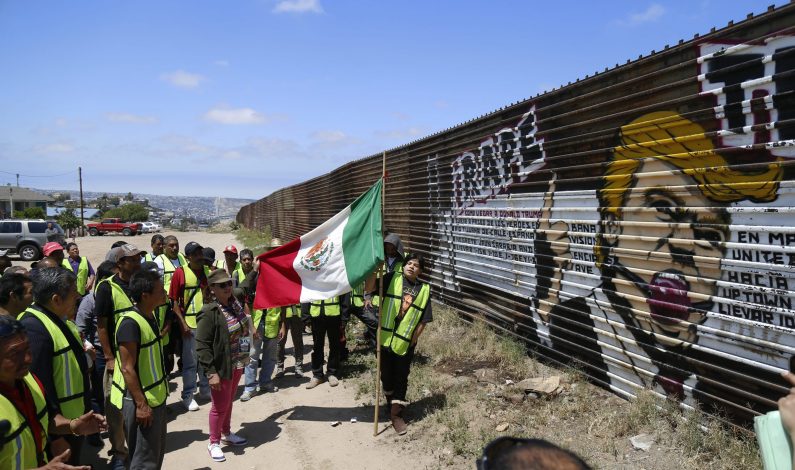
[0,186,53,219]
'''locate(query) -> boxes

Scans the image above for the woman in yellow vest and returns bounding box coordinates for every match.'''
[366,253,432,435]
[1,313,107,469]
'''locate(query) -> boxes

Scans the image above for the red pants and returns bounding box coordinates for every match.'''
[208,368,243,444]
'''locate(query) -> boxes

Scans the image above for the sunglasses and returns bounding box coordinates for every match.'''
[213,281,233,288]
[476,436,535,470]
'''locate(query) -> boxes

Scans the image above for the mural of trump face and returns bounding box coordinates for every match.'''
[596,111,781,348]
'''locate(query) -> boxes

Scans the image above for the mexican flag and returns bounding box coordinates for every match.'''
[253,179,384,309]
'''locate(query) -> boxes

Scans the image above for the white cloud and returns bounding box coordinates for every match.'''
[616,4,665,26]
[203,106,269,125]
[375,127,426,140]
[273,0,323,14]
[106,112,158,124]
[311,130,349,143]
[34,143,75,154]
[159,70,205,89]
[214,60,229,67]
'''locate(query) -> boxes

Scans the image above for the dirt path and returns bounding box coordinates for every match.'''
[12,231,437,469]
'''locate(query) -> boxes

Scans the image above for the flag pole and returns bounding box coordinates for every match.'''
[373,151,386,436]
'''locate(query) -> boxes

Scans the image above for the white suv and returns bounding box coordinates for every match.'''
[140,221,161,233]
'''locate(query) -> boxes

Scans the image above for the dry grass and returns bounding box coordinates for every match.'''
[235,226,273,255]
[344,303,763,469]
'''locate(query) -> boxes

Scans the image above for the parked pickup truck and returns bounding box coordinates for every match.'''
[86,218,142,236]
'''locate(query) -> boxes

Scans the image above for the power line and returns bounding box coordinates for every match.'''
[0,169,76,178]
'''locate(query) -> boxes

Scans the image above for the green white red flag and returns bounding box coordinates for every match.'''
[253,179,384,309]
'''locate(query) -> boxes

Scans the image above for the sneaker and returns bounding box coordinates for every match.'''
[183,397,200,412]
[259,382,279,393]
[208,442,225,462]
[294,365,305,377]
[240,390,255,402]
[221,432,248,447]
[110,456,126,470]
[327,375,339,387]
[274,365,285,378]
[306,376,325,389]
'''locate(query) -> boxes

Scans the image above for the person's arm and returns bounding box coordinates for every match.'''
[94,282,115,369]
[169,269,191,336]
[195,305,220,389]
[74,296,93,337]
[412,292,432,346]
[84,261,95,291]
[118,340,152,428]
[278,307,287,341]
[778,371,795,468]
[50,410,107,436]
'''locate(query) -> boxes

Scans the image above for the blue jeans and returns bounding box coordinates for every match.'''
[181,328,209,400]
[244,322,278,392]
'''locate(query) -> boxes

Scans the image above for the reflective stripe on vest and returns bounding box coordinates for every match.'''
[62,257,90,296]
[182,265,211,329]
[309,297,340,317]
[379,277,430,356]
[0,373,49,470]
[153,303,169,347]
[351,283,365,308]
[157,253,186,292]
[18,306,85,419]
[110,311,168,409]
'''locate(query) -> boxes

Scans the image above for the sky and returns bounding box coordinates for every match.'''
[0,0,786,199]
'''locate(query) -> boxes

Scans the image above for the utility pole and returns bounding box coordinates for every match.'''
[79,167,85,237]
[15,174,19,187]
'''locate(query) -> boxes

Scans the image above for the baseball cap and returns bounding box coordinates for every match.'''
[184,242,203,256]
[223,245,237,254]
[207,268,232,285]
[141,261,159,273]
[42,242,64,257]
[115,244,146,262]
[202,247,216,263]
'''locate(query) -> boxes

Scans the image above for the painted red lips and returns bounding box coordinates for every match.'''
[647,272,691,325]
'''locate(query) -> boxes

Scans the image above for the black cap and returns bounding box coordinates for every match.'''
[202,247,216,263]
[184,242,203,256]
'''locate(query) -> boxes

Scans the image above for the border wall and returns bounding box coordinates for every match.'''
[238,4,795,422]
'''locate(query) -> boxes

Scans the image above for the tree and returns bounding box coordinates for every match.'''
[102,203,149,222]
[57,208,81,232]
[13,207,46,219]
[124,192,134,201]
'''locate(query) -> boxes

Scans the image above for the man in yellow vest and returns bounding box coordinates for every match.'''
[154,235,185,292]
[302,295,348,389]
[42,242,66,267]
[96,243,146,469]
[241,305,285,401]
[142,234,165,263]
[365,254,432,435]
[0,315,107,470]
[169,241,211,411]
[18,267,94,464]
[112,269,169,469]
[221,245,243,286]
[62,242,95,296]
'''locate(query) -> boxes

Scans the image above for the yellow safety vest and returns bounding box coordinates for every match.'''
[143,253,154,262]
[284,305,299,319]
[96,277,136,334]
[252,307,282,339]
[0,373,49,470]
[61,257,90,296]
[157,253,187,293]
[233,267,246,286]
[379,276,430,356]
[309,297,340,317]
[17,306,85,418]
[182,265,211,329]
[110,310,168,409]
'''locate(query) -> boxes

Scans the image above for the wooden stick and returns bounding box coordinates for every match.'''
[373,151,386,437]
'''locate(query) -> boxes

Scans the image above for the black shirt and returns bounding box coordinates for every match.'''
[20,303,90,417]
[380,272,433,323]
[116,311,160,346]
[95,273,134,352]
